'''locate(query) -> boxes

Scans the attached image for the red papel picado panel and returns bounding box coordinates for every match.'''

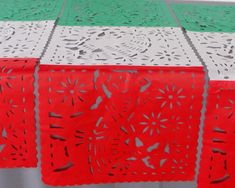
[0,58,37,167]
[198,81,235,188]
[39,65,204,185]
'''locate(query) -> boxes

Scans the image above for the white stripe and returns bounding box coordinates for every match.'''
[188,31,235,80]
[41,26,201,67]
[0,21,55,58]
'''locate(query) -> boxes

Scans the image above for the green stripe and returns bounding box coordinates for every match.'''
[0,0,64,21]
[172,3,235,32]
[59,0,177,27]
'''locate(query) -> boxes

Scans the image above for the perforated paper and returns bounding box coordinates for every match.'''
[39,65,204,185]
[40,26,201,67]
[0,21,55,58]
[172,4,235,32]
[59,0,176,27]
[0,58,37,167]
[198,81,235,188]
[0,0,64,21]
[188,31,235,80]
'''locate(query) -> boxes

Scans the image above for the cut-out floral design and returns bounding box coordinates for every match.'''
[139,112,168,136]
[56,77,88,106]
[41,26,201,67]
[19,23,44,37]
[155,45,181,61]
[3,42,29,55]
[0,21,54,58]
[0,66,15,93]
[188,31,235,80]
[39,65,204,185]
[1,98,18,118]
[156,85,186,109]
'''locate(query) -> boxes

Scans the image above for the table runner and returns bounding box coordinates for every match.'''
[38,0,204,185]
[0,0,63,167]
[0,0,234,188]
[172,3,235,188]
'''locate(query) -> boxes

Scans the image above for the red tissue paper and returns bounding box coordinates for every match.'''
[198,81,235,188]
[39,65,204,185]
[0,58,37,167]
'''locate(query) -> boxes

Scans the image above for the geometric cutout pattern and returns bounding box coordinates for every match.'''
[0,21,55,58]
[0,58,37,167]
[39,65,204,185]
[0,0,64,21]
[59,0,177,27]
[198,81,235,188]
[172,4,235,32]
[40,26,201,67]
[188,31,235,80]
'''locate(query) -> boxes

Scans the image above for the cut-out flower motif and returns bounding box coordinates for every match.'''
[19,23,43,35]
[56,77,87,106]
[156,85,186,109]
[151,29,174,41]
[3,42,29,54]
[139,112,168,136]
[0,66,15,93]
[155,45,181,61]
[10,144,27,161]
[1,98,18,118]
